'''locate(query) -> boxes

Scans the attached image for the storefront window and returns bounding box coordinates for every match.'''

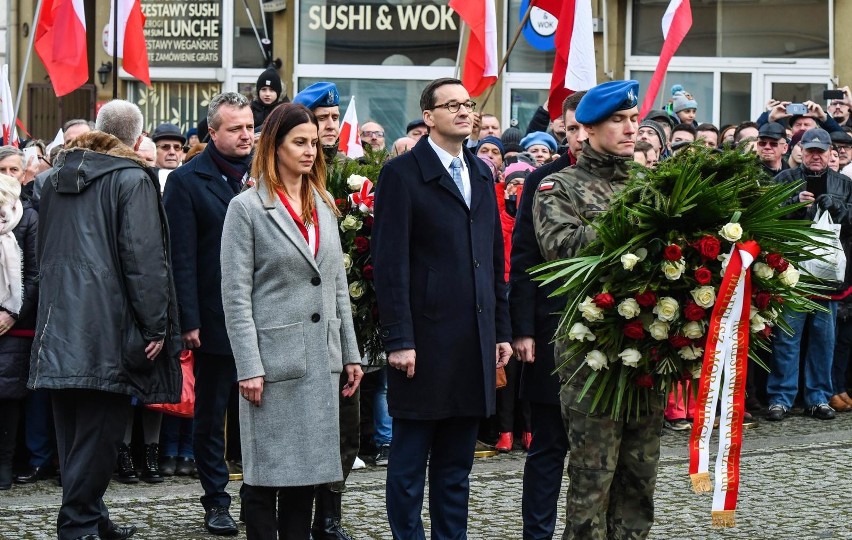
[234,4,274,68]
[631,71,714,123]
[507,0,555,73]
[631,0,828,59]
[132,81,222,134]
[509,88,548,131]
[299,0,459,66]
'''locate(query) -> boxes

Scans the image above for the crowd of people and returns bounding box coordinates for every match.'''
[0,69,850,540]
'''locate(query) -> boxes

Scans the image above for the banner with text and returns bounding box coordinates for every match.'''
[141,0,222,67]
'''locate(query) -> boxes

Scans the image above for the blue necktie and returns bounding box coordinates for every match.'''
[450,157,469,207]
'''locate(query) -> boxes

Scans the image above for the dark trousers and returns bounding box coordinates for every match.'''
[52,389,131,540]
[243,484,314,540]
[24,388,55,467]
[386,417,479,540]
[522,402,569,540]
[193,351,237,510]
[496,359,531,433]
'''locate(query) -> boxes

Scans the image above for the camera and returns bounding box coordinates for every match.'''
[786,103,808,116]
[824,89,845,100]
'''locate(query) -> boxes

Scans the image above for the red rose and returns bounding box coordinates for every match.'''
[635,290,657,308]
[623,320,645,340]
[765,253,789,273]
[363,215,374,228]
[754,290,771,310]
[759,325,772,339]
[354,236,370,253]
[664,244,683,261]
[362,264,374,280]
[635,374,655,388]
[694,267,712,285]
[669,335,692,348]
[695,235,721,260]
[335,198,344,206]
[593,293,616,309]
[683,302,706,321]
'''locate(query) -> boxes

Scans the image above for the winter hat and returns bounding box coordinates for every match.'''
[501,127,524,154]
[256,68,283,97]
[520,131,558,152]
[671,84,698,113]
[476,135,505,156]
[504,161,535,185]
[639,119,667,148]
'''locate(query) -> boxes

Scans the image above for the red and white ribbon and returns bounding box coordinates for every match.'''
[350,179,375,214]
[689,240,760,527]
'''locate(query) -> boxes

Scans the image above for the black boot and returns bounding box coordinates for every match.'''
[140,443,163,483]
[115,443,138,484]
[0,399,20,490]
[311,486,354,540]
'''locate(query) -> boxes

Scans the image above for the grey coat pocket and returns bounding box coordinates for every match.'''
[257,323,308,382]
[327,318,343,373]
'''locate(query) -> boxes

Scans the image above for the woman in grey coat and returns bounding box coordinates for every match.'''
[221,103,362,540]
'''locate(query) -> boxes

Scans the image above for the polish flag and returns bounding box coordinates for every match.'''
[34,0,89,97]
[545,0,597,121]
[106,0,151,86]
[338,96,364,159]
[449,0,498,97]
[0,65,18,146]
[639,0,693,117]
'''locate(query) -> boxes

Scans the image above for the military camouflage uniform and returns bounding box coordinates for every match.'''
[533,141,665,540]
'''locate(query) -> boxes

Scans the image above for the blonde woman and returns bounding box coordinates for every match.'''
[221,103,362,539]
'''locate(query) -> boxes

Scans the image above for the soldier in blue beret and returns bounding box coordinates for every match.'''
[532,81,662,539]
[293,82,345,163]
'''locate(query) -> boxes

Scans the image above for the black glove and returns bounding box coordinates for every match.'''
[815,193,842,218]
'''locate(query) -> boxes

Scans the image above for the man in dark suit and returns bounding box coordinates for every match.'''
[163,92,255,537]
[511,90,586,540]
[372,77,513,539]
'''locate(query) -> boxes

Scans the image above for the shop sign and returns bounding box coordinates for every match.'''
[141,0,223,67]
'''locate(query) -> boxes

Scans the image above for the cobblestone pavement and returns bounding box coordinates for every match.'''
[1,409,850,539]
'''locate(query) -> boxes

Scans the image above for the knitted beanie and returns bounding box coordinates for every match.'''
[256,68,283,97]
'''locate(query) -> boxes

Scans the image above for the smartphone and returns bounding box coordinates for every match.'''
[22,146,39,165]
[824,89,845,100]
[786,103,808,116]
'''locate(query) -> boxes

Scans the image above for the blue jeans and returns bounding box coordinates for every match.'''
[373,367,392,446]
[160,415,194,459]
[769,301,838,408]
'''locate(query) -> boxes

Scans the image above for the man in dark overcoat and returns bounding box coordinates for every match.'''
[372,77,512,539]
[163,92,255,536]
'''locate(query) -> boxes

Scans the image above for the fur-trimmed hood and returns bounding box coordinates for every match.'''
[51,131,150,194]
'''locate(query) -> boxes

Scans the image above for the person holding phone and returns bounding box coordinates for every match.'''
[761,98,844,134]
[220,103,363,539]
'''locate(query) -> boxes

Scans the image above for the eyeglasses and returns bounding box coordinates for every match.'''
[157,143,183,151]
[756,140,780,147]
[361,131,384,138]
[431,100,477,113]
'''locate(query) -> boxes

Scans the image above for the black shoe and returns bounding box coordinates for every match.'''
[806,403,836,420]
[205,506,239,536]
[175,457,196,477]
[140,444,163,483]
[115,444,138,484]
[374,444,390,467]
[13,465,54,484]
[101,523,137,540]
[74,535,101,540]
[765,404,787,422]
[312,487,354,540]
[160,456,177,477]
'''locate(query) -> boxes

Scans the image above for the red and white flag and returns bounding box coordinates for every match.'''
[34,0,89,97]
[0,65,18,146]
[639,0,692,117]
[338,96,364,159]
[449,0,498,97]
[106,0,151,86]
[542,0,597,121]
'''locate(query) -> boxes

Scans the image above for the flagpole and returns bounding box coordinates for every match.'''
[454,22,466,79]
[12,0,44,130]
[477,2,534,112]
[113,0,119,98]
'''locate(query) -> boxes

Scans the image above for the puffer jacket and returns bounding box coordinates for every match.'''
[28,131,182,403]
[0,199,38,399]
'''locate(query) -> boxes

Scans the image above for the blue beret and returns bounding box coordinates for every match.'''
[575,80,640,125]
[292,82,340,110]
[520,131,558,153]
[476,135,505,155]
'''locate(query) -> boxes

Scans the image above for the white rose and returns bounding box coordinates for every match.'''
[719,222,743,242]
[584,350,609,371]
[779,266,800,287]
[682,321,705,339]
[719,253,731,276]
[617,298,641,319]
[678,345,704,360]
[662,259,686,281]
[618,348,642,368]
[653,297,680,322]
[750,311,767,333]
[348,281,365,299]
[568,322,596,342]
[766,307,780,322]
[621,253,641,271]
[578,296,605,322]
[342,253,353,271]
[691,363,704,379]
[648,319,670,340]
[347,174,368,191]
[690,286,716,308]
[753,262,775,280]
[340,214,362,232]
